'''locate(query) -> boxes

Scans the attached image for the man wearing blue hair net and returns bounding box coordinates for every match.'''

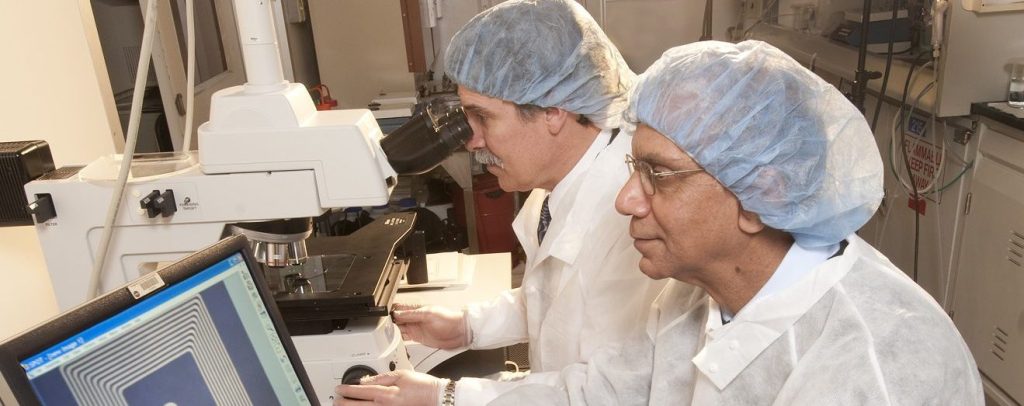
[335,1,664,405]
[488,40,983,405]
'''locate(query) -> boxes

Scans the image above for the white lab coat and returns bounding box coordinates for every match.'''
[456,129,667,404]
[492,234,984,405]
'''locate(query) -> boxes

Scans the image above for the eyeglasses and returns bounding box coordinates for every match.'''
[625,154,705,196]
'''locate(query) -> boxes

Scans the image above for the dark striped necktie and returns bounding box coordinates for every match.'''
[537,195,552,243]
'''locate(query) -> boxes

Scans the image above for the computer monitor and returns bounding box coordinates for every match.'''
[0,235,318,405]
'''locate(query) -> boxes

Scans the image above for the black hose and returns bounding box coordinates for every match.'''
[699,0,713,41]
[869,0,903,133]
[851,0,874,112]
[896,52,932,282]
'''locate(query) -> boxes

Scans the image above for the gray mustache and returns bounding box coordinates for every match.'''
[473,150,505,168]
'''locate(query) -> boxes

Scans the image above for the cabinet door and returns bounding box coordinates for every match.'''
[952,128,1024,404]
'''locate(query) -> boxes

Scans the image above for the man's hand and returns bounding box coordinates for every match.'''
[392,304,468,349]
[334,370,445,406]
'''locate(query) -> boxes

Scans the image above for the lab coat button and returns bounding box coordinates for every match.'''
[729,340,739,351]
[709,363,719,374]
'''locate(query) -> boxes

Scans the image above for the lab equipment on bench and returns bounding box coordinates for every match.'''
[829,8,912,54]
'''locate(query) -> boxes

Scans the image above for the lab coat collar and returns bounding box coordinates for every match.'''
[513,190,546,260]
[747,241,839,308]
[513,129,618,267]
[691,235,862,390]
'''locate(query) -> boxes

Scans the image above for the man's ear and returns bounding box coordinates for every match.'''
[737,208,766,235]
[544,107,570,135]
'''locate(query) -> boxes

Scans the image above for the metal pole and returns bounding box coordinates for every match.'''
[851,0,878,112]
[700,0,714,41]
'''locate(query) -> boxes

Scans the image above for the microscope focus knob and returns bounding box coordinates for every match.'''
[140,189,177,218]
[341,365,377,385]
[158,189,177,216]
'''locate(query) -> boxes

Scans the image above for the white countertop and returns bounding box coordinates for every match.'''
[397,252,512,372]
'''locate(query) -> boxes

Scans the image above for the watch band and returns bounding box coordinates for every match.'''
[442,379,457,406]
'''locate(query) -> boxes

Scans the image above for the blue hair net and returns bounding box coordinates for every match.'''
[626,41,883,247]
[444,0,635,130]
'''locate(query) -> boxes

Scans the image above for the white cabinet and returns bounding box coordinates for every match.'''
[952,119,1024,406]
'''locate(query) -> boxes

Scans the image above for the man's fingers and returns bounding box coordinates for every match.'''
[392,308,430,324]
[335,384,396,401]
[392,303,422,311]
[360,371,402,386]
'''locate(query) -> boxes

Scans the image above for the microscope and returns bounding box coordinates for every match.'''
[0,0,471,403]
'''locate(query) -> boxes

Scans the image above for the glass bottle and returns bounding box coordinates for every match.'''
[1009,60,1024,109]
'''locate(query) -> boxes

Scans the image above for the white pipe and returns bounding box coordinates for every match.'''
[233,0,287,93]
[182,0,196,152]
[89,0,160,298]
[931,0,949,59]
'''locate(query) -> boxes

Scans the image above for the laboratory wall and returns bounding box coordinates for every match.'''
[0,0,121,339]
[275,1,321,87]
[308,0,416,109]
[309,0,743,107]
[603,0,742,71]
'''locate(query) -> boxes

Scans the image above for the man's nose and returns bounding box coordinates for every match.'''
[616,173,651,218]
[464,128,485,151]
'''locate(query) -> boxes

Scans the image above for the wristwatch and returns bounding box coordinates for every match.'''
[442,379,457,406]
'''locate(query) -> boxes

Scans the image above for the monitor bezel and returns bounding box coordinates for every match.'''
[0,234,319,405]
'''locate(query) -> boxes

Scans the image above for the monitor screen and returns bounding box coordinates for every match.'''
[17,251,311,406]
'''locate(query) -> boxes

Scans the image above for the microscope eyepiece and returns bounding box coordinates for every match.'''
[381,97,472,175]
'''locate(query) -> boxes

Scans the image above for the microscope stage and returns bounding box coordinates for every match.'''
[274,212,416,334]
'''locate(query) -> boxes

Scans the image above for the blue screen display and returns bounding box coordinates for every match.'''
[20,253,310,406]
